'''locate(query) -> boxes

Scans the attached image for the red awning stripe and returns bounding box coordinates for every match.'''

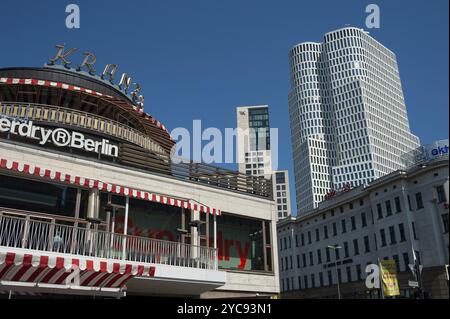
[0,251,155,289]
[0,157,221,216]
[0,77,172,139]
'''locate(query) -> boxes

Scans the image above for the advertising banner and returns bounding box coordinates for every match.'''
[380,259,400,297]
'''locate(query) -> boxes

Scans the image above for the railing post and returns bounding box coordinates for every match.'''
[47,219,55,251]
[21,216,31,249]
[122,196,129,260]
[213,214,218,270]
[70,189,82,254]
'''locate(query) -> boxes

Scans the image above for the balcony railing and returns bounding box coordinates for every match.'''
[0,211,217,271]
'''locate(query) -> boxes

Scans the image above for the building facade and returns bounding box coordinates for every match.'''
[0,58,280,298]
[277,154,449,299]
[236,105,272,179]
[288,27,420,214]
[272,170,292,220]
[236,106,293,220]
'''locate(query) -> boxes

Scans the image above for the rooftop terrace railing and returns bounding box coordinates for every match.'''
[120,144,273,199]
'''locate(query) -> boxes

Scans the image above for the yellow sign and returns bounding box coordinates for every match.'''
[380,260,400,296]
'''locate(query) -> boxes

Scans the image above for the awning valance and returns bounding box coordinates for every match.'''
[0,250,155,294]
[0,77,172,138]
[0,158,222,215]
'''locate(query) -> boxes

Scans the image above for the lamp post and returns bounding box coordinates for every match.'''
[328,245,342,299]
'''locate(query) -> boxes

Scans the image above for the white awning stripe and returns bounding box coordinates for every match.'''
[0,158,222,216]
[0,251,155,289]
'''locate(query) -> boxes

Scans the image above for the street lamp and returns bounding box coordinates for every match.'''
[328,245,342,299]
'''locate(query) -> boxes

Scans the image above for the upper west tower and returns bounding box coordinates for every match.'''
[288,26,420,215]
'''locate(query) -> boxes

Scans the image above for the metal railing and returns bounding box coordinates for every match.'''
[120,144,273,198]
[0,212,217,271]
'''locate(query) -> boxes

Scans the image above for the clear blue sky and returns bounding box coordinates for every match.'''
[1,0,448,215]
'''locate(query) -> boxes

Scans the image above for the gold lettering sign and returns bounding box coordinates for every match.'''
[77,51,97,74]
[48,45,77,67]
[46,45,145,109]
[101,64,118,82]
[119,73,132,93]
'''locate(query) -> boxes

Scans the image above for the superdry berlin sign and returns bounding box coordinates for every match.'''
[0,116,118,157]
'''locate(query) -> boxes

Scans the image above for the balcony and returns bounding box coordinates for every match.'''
[0,209,227,297]
[0,209,217,271]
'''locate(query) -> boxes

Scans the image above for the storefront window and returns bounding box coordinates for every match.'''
[99,194,182,242]
[210,214,273,272]
[0,174,87,218]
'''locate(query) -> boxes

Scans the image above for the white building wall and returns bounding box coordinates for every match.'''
[277,160,449,294]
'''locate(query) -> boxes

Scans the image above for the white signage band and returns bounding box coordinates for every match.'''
[0,116,118,157]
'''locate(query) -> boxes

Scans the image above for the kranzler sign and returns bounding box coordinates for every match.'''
[0,116,118,157]
[380,260,400,297]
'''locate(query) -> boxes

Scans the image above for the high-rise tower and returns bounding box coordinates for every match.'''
[288,27,420,214]
[237,105,293,219]
[237,105,272,179]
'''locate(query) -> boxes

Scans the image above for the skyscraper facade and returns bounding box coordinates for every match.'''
[236,105,293,220]
[288,27,420,215]
[237,105,272,179]
[273,170,292,219]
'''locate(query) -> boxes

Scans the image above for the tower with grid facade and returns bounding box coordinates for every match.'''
[288,27,420,215]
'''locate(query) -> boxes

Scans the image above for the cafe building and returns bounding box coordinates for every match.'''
[0,53,279,298]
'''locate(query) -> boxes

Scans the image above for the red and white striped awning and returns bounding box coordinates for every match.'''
[0,251,155,291]
[0,157,222,216]
[0,77,173,140]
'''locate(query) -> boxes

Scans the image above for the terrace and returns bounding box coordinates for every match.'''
[0,209,216,270]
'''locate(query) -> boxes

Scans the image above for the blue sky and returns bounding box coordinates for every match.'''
[1,0,448,215]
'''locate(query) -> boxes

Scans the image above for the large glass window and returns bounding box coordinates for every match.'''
[248,107,270,151]
[0,174,87,218]
[394,197,402,213]
[364,235,370,253]
[415,192,424,209]
[380,229,387,247]
[101,195,182,242]
[275,172,286,184]
[442,214,449,233]
[361,212,367,227]
[385,200,392,216]
[437,186,446,203]
[377,203,383,219]
[209,213,272,272]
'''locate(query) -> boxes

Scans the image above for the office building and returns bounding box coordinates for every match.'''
[277,142,449,298]
[273,170,293,219]
[288,27,420,214]
[236,106,293,219]
[236,105,272,179]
